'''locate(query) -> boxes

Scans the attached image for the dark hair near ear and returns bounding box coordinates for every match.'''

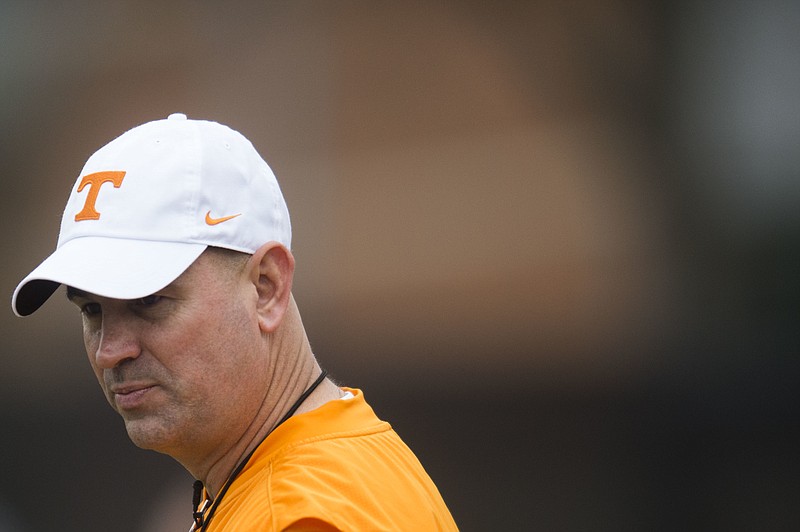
[204,246,251,275]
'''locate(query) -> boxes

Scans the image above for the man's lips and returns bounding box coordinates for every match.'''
[110,383,157,410]
[110,382,154,394]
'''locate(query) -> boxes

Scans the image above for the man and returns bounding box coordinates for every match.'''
[12,113,457,531]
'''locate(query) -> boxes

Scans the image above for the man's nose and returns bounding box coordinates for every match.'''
[94,314,141,369]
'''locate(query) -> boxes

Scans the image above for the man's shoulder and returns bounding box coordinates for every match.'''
[224,399,457,531]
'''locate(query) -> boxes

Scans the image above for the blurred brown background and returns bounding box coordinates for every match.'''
[1,1,798,531]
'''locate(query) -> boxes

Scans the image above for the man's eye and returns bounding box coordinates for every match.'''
[137,295,162,306]
[81,302,101,316]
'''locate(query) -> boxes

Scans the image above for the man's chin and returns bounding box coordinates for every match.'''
[123,417,175,452]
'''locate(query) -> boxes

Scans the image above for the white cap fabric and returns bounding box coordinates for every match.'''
[12,113,291,316]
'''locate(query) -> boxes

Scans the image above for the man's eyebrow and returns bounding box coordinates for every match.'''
[65,286,89,302]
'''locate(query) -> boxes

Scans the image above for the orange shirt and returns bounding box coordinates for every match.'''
[203,388,457,531]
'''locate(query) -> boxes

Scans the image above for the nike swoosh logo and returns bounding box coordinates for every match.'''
[205,211,241,225]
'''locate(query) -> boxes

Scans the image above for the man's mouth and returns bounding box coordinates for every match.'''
[111,384,156,410]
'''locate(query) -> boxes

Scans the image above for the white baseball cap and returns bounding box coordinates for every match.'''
[12,113,291,317]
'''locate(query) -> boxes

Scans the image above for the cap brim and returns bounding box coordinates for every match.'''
[12,237,207,317]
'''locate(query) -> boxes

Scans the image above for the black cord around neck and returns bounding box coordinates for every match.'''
[191,369,329,531]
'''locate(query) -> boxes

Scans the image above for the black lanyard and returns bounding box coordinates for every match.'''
[191,369,329,531]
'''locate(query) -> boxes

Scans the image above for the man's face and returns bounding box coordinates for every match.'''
[67,250,268,461]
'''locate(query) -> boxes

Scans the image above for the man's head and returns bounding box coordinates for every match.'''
[12,114,300,466]
[12,113,291,317]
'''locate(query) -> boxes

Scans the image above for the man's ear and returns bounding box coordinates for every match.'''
[248,242,295,333]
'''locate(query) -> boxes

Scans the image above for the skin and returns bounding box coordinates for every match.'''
[66,242,342,497]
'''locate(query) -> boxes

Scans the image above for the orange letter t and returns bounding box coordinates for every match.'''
[74,171,126,221]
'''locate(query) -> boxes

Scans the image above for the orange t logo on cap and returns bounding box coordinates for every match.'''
[74,171,126,221]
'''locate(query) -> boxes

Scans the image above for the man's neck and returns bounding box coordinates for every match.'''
[197,358,342,497]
